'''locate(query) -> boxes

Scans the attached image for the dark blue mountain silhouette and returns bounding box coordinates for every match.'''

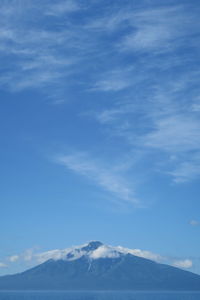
[0,241,200,290]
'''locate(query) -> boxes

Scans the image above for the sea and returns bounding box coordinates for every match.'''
[0,291,200,300]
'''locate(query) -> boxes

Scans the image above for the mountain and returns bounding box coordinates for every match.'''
[0,241,200,290]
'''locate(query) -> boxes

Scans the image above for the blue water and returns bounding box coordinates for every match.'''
[0,291,200,300]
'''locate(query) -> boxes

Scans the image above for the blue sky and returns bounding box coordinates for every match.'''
[1,0,200,275]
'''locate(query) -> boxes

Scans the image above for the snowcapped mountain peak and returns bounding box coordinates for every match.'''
[90,244,122,259]
[1,241,200,291]
[36,241,123,263]
[35,241,161,264]
[63,241,122,261]
[81,241,103,252]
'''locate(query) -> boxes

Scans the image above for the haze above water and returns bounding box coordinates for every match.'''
[0,291,200,300]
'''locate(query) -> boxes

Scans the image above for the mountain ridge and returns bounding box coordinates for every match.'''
[0,241,200,290]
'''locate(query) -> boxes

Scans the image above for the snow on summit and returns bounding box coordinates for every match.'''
[35,241,161,264]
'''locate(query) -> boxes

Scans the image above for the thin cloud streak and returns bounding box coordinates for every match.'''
[119,6,190,53]
[93,97,200,183]
[0,27,79,93]
[46,0,80,16]
[55,152,139,205]
[1,1,200,185]
[92,67,200,184]
[0,1,90,98]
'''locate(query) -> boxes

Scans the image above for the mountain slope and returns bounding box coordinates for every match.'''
[0,241,200,290]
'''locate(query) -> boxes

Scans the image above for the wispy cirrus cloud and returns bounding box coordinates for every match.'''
[143,115,200,153]
[0,1,88,100]
[87,4,197,53]
[1,0,200,186]
[92,78,200,183]
[0,30,75,96]
[45,0,80,16]
[88,2,200,186]
[92,69,132,92]
[88,3,200,185]
[168,157,200,183]
[119,6,190,53]
[55,152,138,205]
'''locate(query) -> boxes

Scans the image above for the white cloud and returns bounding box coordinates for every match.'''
[36,249,71,263]
[169,159,200,183]
[189,220,199,226]
[121,25,171,52]
[26,243,88,263]
[1,0,200,186]
[46,0,80,16]
[0,262,7,268]
[92,69,132,92]
[14,243,162,263]
[116,246,163,262]
[144,116,200,153]
[2,242,194,273]
[0,1,84,99]
[119,6,196,53]
[92,71,200,183]
[23,249,35,262]
[91,245,120,259]
[173,259,193,269]
[9,255,19,262]
[0,27,77,94]
[85,4,200,184]
[86,9,131,32]
[36,244,120,263]
[38,244,160,262]
[56,153,138,205]
[93,78,130,92]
